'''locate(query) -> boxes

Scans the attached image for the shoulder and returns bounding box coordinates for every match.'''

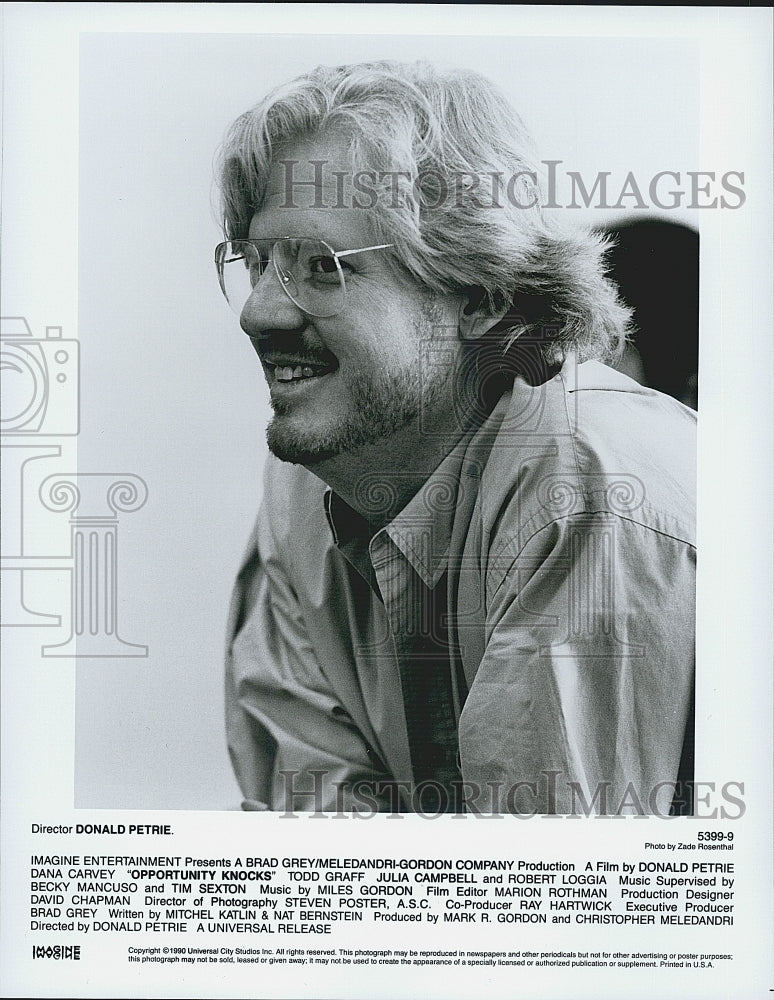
[256,456,332,577]
[478,360,697,557]
[260,455,327,536]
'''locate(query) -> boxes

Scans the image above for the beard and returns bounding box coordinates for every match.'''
[262,293,464,466]
[265,358,453,466]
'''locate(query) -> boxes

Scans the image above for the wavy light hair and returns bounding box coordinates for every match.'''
[217,60,630,366]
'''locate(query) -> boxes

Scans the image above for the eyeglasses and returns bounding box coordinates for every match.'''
[214,237,394,318]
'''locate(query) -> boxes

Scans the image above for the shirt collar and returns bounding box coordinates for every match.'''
[380,442,468,588]
[323,441,468,590]
[324,489,370,548]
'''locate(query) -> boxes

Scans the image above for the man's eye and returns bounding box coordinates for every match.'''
[308,255,340,275]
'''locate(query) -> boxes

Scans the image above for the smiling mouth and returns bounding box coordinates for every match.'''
[272,363,327,383]
[263,355,337,384]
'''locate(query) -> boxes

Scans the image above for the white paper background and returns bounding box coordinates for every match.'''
[1,4,772,999]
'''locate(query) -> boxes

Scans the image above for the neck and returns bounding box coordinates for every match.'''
[307,402,466,531]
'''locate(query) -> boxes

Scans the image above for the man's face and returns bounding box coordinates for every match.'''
[239,131,462,466]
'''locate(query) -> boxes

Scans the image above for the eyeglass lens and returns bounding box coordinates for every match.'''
[216,239,346,318]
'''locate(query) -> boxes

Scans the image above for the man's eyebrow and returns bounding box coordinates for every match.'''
[249,211,374,249]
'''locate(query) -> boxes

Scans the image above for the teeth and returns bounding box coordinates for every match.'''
[273,364,323,383]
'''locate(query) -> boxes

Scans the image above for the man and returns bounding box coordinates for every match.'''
[217,61,696,815]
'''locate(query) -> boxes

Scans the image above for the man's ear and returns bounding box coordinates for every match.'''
[458,286,509,341]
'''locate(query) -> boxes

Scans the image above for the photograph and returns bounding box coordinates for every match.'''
[73,27,704,816]
[1,5,771,999]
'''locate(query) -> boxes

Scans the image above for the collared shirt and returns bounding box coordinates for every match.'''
[324,481,467,812]
[225,360,696,814]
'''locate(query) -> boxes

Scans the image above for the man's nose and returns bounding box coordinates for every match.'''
[239,262,305,337]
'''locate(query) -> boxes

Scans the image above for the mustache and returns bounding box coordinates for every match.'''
[251,329,337,367]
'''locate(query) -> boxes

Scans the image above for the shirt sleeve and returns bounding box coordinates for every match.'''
[224,510,393,813]
[458,512,695,815]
